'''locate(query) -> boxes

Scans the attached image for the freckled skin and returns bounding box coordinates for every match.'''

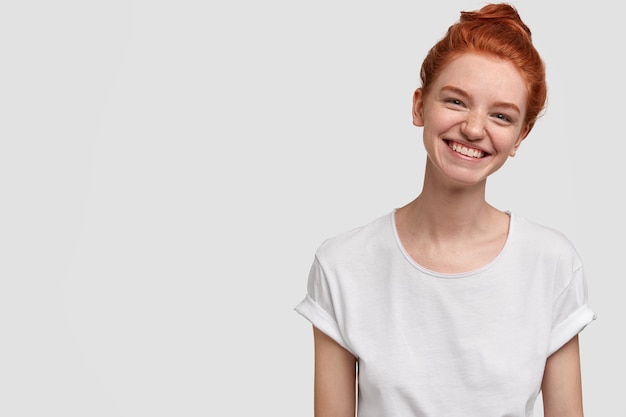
[412,53,530,189]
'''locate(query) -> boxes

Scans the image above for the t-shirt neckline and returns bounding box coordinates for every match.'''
[390,209,514,278]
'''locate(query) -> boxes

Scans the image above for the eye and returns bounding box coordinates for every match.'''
[445,97,464,107]
[494,113,512,123]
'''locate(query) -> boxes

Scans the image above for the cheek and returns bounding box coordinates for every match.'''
[488,139,517,167]
[426,108,464,129]
[421,125,445,159]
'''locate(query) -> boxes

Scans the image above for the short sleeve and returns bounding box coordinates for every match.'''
[294,256,353,354]
[548,263,596,355]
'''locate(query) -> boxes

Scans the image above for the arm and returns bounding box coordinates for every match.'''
[541,335,585,417]
[313,326,358,417]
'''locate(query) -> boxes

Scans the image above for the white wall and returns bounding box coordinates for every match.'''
[0,1,620,415]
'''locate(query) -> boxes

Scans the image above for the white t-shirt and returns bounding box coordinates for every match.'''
[295,210,595,417]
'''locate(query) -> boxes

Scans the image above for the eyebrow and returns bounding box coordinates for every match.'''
[441,85,521,114]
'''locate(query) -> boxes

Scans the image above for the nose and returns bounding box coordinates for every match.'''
[461,112,486,141]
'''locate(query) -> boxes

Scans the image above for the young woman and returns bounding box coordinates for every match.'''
[295,3,595,417]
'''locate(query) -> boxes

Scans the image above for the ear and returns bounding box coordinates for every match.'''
[412,88,425,127]
[509,125,530,157]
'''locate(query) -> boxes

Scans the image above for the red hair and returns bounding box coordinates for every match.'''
[419,3,547,133]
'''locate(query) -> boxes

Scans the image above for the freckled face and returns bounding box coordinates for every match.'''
[412,53,530,187]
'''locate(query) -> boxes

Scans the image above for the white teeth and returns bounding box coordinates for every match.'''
[451,142,484,158]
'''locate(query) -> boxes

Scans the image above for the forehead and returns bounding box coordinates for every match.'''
[433,53,528,107]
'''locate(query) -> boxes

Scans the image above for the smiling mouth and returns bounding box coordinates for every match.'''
[447,140,486,158]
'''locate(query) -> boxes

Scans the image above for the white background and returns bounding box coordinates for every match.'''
[0,1,622,416]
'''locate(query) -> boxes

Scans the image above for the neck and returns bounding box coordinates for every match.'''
[398,170,499,240]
